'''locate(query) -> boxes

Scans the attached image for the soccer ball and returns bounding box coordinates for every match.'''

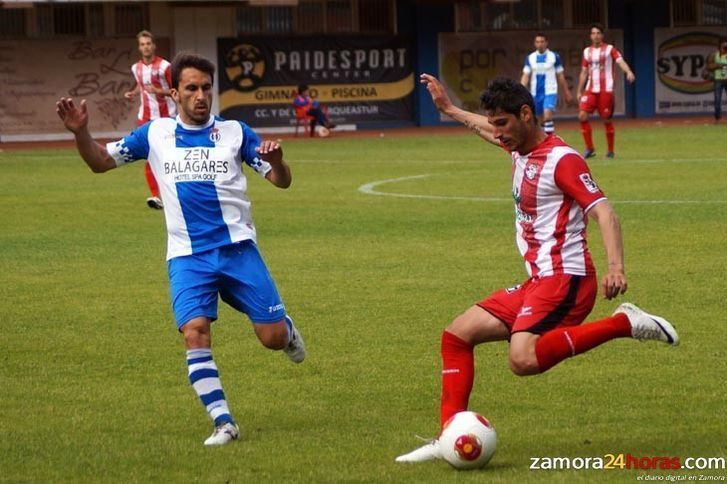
[317,126,330,138]
[439,411,497,470]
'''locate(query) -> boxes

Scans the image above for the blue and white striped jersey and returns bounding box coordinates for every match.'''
[522,49,564,97]
[106,115,272,260]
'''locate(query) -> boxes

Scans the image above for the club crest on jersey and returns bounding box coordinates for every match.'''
[209,128,221,143]
[525,163,539,180]
[579,173,600,193]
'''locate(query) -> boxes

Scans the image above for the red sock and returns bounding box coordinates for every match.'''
[580,121,594,150]
[440,331,474,428]
[145,162,160,198]
[605,122,615,153]
[534,313,630,373]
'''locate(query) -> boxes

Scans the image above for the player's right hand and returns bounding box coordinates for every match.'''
[601,267,627,300]
[55,97,88,134]
[420,73,453,113]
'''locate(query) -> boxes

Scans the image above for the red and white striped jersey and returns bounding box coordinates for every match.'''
[131,56,176,122]
[581,44,622,93]
[509,135,606,278]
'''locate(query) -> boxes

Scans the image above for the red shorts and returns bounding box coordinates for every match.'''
[579,91,614,119]
[478,274,597,335]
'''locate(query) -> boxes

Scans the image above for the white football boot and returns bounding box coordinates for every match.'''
[614,303,679,346]
[203,422,239,446]
[395,439,442,463]
[283,316,306,363]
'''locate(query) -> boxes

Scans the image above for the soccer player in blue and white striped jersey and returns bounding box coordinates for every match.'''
[521,33,574,134]
[56,53,305,446]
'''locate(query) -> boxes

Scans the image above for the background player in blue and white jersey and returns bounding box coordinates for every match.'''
[56,53,305,447]
[520,33,573,134]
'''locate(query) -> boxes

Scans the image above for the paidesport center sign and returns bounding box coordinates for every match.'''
[217,36,414,127]
[654,27,727,114]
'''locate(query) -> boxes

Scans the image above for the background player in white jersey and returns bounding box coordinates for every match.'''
[520,32,573,134]
[56,53,305,446]
[124,30,176,210]
[576,23,635,159]
[396,74,678,463]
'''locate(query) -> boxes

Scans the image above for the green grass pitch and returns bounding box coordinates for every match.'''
[1,123,726,482]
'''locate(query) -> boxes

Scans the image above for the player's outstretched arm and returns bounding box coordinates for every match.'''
[616,58,636,83]
[258,140,291,189]
[55,97,116,173]
[419,73,499,146]
[588,200,627,299]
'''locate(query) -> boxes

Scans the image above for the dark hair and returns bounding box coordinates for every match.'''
[590,22,604,34]
[535,32,547,39]
[479,77,536,119]
[298,83,309,94]
[171,53,215,89]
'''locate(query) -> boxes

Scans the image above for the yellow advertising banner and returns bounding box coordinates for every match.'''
[219,74,414,107]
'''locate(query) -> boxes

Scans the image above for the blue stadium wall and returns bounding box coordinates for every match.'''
[404,0,670,126]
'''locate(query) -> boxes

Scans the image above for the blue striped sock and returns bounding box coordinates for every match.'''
[542,121,555,134]
[186,348,234,426]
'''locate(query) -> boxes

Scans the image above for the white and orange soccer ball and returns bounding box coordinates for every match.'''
[439,411,497,470]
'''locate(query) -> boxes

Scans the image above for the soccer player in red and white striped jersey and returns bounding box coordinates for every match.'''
[576,23,635,160]
[396,75,677,464]
[124,30,176,209]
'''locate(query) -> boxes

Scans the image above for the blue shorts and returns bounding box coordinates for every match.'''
[167,240,286,329]
[534,93,558,116]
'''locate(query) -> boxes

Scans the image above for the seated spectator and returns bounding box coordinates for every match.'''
[293,84,335,131]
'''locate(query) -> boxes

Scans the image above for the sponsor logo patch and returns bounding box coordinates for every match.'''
[579,173,600,193]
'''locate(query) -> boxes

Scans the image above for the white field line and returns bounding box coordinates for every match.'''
[357,173,727,205]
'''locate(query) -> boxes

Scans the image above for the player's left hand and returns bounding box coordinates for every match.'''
[601,267,627,300]
[626,72,636,83]
[256,140,283,165]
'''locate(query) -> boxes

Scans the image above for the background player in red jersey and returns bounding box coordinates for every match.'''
[124,30,176,209]
[395,74,678,464]
[576,23,635,159]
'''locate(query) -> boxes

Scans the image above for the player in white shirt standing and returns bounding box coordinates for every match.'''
[57,53,305,446]
[396,74,678,463]
[124,30,176,210]
[520,32,573,135]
